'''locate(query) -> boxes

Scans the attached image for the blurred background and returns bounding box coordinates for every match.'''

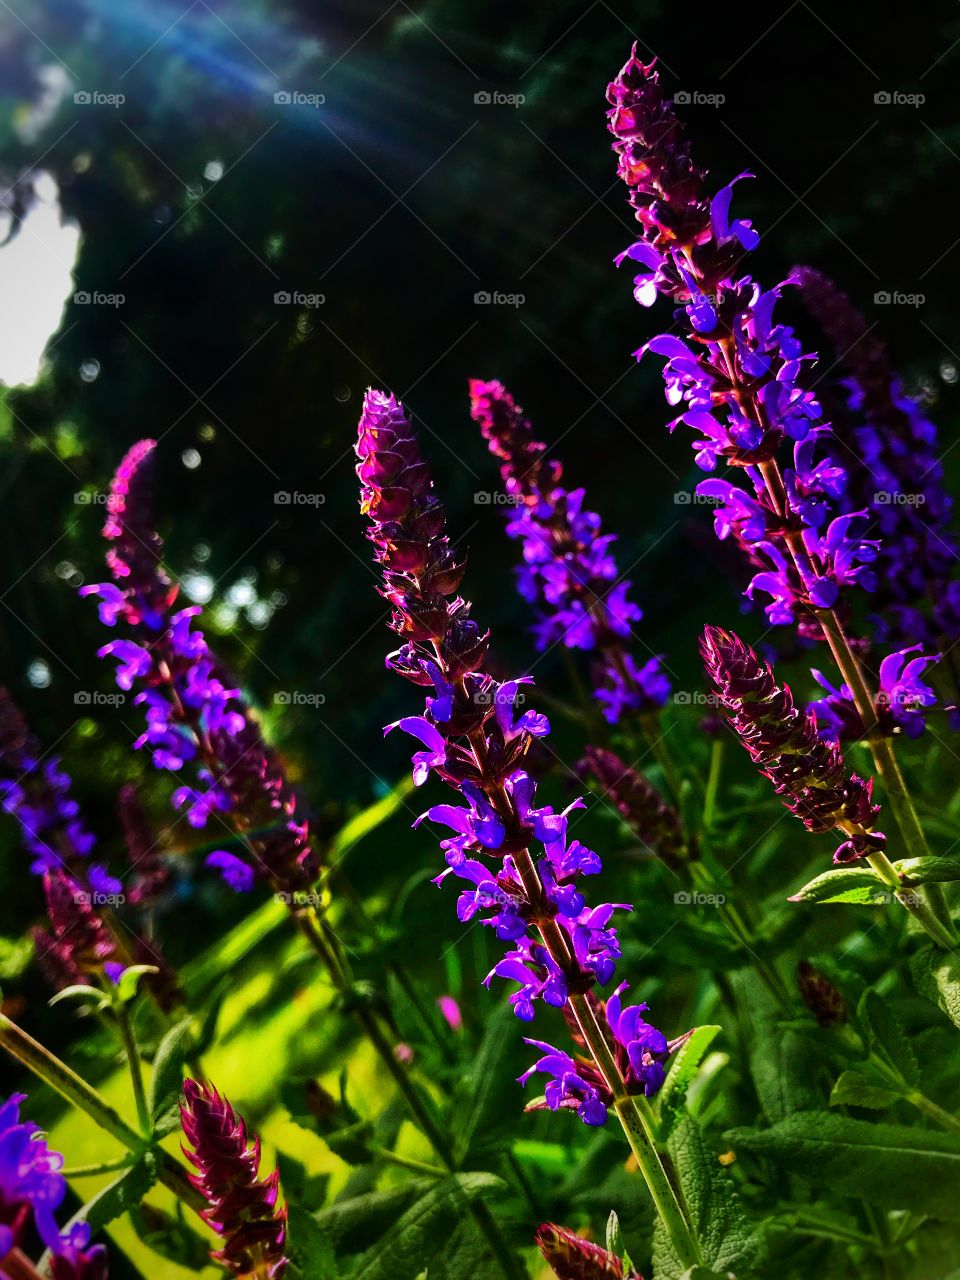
[0,1,958,1270]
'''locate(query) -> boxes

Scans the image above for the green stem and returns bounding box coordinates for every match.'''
[702,739,724,833]
[787,1211,876,1249]
[294,910,525,1280]
[904,1089,960,1134]
[0,1013,205,1215]
[62,1155,137,1177]
[370,1145,446,1178]
[866,848,956,951]
[113,995,151,1136]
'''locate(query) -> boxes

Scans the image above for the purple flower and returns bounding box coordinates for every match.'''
[606,983,670,1096]
[81,440,318,895]
[469,379,670,722]
[206,850,256,893]
[519,1041,609,1126]
[811,646,939,742]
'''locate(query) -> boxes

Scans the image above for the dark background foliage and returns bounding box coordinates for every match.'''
[1,0,958,1182]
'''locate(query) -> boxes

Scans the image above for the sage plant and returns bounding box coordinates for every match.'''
[180,1079,287,1279]
[605,48,951,935]
[469,379,670,724]
[358,387,704,1269]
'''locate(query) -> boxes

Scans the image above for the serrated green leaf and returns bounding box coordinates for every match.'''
[147,1017,194,1134]
[313,1180,435,1254]
[911,945,960,1030]
[652,1116,756,1280]
[858,989,918,1084]
[454,1001,517,1161]
[788,867,889,905]
[657,1025,721,1139]
[734,972,822,1124]
[727,1112,960,1220]
[830,1069,903,1110]
[351,1173,507,1280]
[892,855,960,885]
[287,1203,341,1280]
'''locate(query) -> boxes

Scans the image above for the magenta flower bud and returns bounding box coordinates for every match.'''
[700,626,884,863]
[577,747,687,869]
[535,1221,640,1279]
[180,1079,287,1279]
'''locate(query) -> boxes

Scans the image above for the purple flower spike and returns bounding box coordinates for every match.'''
[469,379,670,722]
[81,440,318,895]
[359,388,686,1128]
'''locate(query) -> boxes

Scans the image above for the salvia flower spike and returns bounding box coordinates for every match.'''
[80,440,318,896]
[0,1092,108,1278]
[357,387,702,1268]
[180,1079,287,1280]
[535,1221,640,1279]
[700,625,884,865]
[606,50,880,634]
[469,378,670,723]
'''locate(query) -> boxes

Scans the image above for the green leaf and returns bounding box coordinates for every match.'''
[858,989,919,1084]
[312,1180,435,1255]
[652,1116,756,1280]
[606,1209,635,1274]
[147,1017,195,1135]
[830,1069,903,1110]
[115,963,160,1004]
[454,1001,517,1161]
[657,1025,721,1139]
[733,972,822,1124]
[727,1112,960,1220]
[127,1201,212,1272]
[351,1173,507,1280]
[39,1153,159,1271]
[48,984,111,1013]
[286,1203,341,1280]
[328,775,415,864]
[892,855,960,885]
[911,946,960,1031]
[788,867,890,905]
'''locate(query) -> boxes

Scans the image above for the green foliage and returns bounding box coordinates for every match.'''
[788,867,890,905]
[728,1113,960,1220]
[147,1017,195,1136]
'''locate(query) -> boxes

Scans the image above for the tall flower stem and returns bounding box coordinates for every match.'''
[755,460,955,947]
[293,908,525,1280]
[489,770,702,1271]
[112,992,151,1135]
[0,1011,205,1214]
